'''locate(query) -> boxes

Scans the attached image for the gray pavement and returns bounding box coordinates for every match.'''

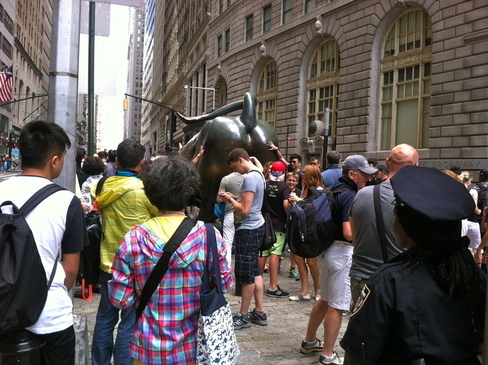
[73,253,350,364]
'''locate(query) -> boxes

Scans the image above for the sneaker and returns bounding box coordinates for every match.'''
[342,310,351,316]
[289,267,300,281]
[233,312,251,329]
[318,351,343,364]
[300,338,324,354]
[249,308,268,326]
[266,286,289,298]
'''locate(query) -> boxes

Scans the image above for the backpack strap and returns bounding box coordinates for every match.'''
[373,184,389,263]
[19,183,66,290]
[135,217,197,322]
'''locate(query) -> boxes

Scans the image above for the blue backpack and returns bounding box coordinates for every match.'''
[286,185,350,258]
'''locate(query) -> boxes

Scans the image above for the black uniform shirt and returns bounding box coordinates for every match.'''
[340,258,485,365]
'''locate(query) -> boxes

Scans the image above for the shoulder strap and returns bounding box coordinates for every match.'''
[136,217,197,322]
[19,184,66,216]
[19,183,66,290]
[373,184,389,263]
[202,223,223,293]
[95,176,108,196]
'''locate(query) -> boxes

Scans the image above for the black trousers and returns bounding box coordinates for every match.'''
[37,326,75,365]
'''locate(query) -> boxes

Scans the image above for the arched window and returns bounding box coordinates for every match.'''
[257,61,277,129]
[307,39,339,141]
[380,9,432,150]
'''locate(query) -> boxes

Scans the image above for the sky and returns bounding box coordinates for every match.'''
[78,3,131,151]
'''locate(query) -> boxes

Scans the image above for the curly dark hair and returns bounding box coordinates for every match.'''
[141,154,200,211]
[82,156,105,176]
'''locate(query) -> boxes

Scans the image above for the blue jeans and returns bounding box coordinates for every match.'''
[91,271,135,365]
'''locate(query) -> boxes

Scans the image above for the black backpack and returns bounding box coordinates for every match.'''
[78,177,107,295]
[286,185,350,258]
[0,184,65,335]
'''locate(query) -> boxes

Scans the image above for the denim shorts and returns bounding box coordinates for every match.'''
[234,225,265,284]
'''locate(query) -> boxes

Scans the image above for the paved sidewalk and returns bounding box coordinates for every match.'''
[73,252,350,364]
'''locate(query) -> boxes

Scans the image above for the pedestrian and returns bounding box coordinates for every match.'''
[0,120,86,364]
[108,155,233,365]
[259,161,290,298]
[300,155,376,365]
[289,164,324,302]
[348,144,418,308]
[216,167,244,266]
[91,139,159,365]
[321,151,342,187]
[285,171,301,281]
[220,148,267,330]
[79,156,105,213]
[341,165,486,364]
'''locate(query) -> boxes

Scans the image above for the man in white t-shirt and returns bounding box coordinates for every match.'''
[0,121,86,365]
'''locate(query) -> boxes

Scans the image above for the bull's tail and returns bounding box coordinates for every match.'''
[177,100,243,124]
[241,92,258,134]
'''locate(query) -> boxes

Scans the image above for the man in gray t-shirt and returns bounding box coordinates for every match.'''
[220,148,267,330]
[349,144,419,307]
[217,171,244,266]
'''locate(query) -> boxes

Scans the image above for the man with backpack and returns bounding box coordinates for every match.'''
[0,120,86,364]
[91,139,159,365]
[300,155,376,365]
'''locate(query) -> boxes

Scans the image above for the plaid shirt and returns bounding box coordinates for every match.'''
[108,217,233,365]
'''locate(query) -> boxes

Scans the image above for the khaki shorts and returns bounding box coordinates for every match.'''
[260,231,286,257]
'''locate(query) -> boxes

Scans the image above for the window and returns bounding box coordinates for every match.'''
[225,29,230,52]
[283,0,292,24]
[217,35,222,57]
[263,5,272,33]
[257,61,277,129]
[245,15,254,41]
[305,0,315,14]
[379,9,432,150]
[307,40,340,139]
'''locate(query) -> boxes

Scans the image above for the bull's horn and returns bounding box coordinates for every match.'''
[177,100,244,124]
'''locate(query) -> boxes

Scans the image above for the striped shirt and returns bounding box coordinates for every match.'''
[108,216,233,365]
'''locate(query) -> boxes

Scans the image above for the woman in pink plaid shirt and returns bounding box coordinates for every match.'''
[108,155,233,365]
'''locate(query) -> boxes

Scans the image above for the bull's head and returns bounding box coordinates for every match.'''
[179,92,278,222]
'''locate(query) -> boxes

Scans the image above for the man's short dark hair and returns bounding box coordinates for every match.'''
[107,149,117,163]
[97,151,108,160]
[227,148,250,165]
[19,120,71,169]
[82,156,106,176]
[310,156,320,163]
[141,154,200,211]
[290,153,302,163]
[116,139,145,169]
[367,157,378,167]
[326,151,341,165]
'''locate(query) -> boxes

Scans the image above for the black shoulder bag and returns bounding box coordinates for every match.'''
[135,217,196,322]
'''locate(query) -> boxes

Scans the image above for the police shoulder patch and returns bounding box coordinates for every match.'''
[350,284,371,317]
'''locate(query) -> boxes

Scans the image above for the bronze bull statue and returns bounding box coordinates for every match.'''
[179,92,279,222]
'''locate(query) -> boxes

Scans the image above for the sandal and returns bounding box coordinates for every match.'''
[315,291,321,301]
[289,293,311,301]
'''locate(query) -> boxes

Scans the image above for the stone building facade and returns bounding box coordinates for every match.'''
[148,0,487,172]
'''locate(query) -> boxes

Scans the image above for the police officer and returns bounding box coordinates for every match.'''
[341,165,486,365]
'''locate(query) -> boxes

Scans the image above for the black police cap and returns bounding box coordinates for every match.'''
[390,165,474,221]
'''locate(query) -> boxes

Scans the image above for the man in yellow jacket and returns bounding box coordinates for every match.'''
[91,139,158,365]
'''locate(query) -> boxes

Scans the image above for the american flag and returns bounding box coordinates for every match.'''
[0,66,13,103]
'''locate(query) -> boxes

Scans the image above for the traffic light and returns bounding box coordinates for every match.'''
[123,98,129,111]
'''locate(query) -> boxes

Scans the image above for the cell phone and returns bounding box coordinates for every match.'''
[218,194,224,197]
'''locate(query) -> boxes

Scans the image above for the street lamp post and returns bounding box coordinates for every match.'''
[183,85,216,111]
